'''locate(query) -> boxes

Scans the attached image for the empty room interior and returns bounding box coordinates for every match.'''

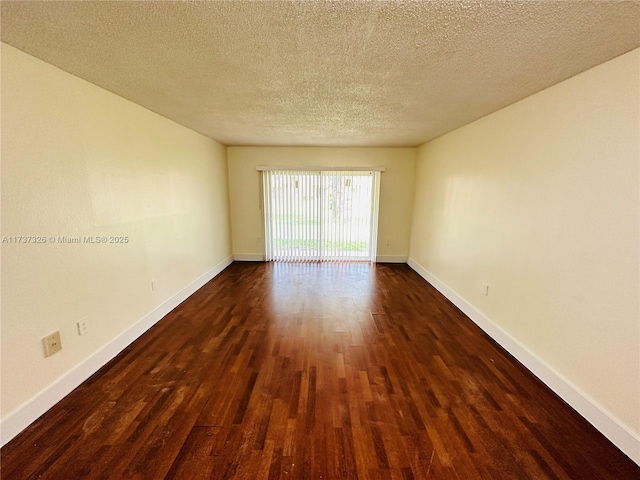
[1,1,639,479]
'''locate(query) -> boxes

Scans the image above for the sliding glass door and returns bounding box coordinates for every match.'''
[263,170,380,262]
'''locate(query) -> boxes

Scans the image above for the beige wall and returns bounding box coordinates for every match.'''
[409,49,639,436]
[1,44,232,417]
[227,147,415,260]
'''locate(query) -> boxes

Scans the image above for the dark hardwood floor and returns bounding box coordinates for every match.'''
[2,262,638,479]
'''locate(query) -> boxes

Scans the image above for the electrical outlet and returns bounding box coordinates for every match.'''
[77,318,89,336]
[44,331,62,357]
[151,280,156,291]
[482,284,489,296]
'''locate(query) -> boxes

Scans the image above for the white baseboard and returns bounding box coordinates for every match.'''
[233,253,265,261]
[376,255,407,263]
[233,254,407,263]
[0,255,233,447]
[407,257,640,465]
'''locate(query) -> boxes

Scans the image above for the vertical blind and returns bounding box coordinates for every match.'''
[262,170,380,262]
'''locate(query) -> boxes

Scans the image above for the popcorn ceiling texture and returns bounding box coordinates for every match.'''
[1,0,638,147]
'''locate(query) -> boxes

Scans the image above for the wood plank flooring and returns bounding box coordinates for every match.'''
[2,262,638,479]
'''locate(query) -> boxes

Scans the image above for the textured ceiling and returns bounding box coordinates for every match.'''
[1,1,639,147]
